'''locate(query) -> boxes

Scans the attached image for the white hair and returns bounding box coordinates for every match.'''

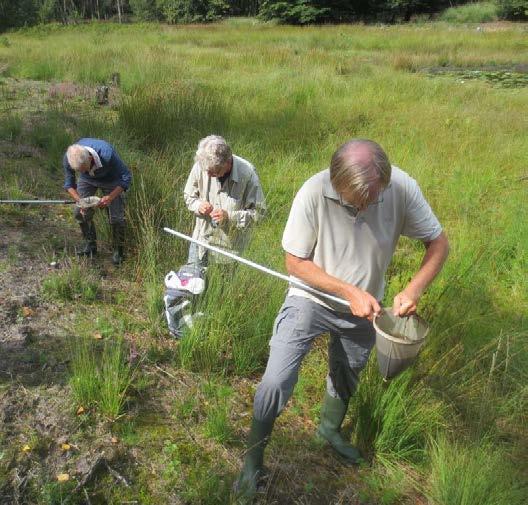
[66,144,91,171]
[194,135,232,172]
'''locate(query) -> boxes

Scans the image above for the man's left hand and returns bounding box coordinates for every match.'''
[98,196,112,208]
[211,208,228,225]
[392,290,419,317]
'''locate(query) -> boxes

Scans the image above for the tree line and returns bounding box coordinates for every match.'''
[1,0,526,31]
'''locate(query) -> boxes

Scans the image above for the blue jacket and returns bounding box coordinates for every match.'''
[63,138,132,191]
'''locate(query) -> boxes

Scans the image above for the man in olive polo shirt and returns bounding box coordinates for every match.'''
[235,139,449,499]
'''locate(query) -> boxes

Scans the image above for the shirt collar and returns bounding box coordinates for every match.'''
[83,146,103,176]
[322,169,340,201]
[229,156,240,183]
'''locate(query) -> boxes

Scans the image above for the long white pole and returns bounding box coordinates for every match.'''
[163,227,349,308]
[0,200,75,205]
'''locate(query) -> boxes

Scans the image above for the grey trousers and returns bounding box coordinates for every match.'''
[74,179,126,225]
[187,242,208,271]
[253,295,375,423]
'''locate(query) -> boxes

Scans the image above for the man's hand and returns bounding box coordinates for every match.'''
[98,195,112,208]
[66,188,84,213]
[392,232,449,317]
[67,188,80,203]
[211,208,228,225]
[392,289,419,317]
[341,284,381,320]
[198,201,213,216]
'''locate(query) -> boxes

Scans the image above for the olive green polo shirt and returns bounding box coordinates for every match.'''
[282,167,443,312]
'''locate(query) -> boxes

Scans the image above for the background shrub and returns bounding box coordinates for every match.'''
[496,0,528,20]
[156,0,229,23]
[439,2,498,23]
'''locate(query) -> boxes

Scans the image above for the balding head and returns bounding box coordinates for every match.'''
[330,139,391,209]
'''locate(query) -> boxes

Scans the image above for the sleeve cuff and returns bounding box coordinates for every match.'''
[422,226,443,243]
[282,242,313,259]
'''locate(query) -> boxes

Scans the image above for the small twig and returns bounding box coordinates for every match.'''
[519,175,528,182]
[152,364,188,388]
[83,487,92,505]
[74,456,106,493]
[105,461,130,487]
[153,363,178,380]
[503,333,511,389]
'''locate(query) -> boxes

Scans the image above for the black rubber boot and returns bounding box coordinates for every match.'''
[76,221,97,257]
[316,391,362,464]
[233,417,275,504]
[111,222,125,266]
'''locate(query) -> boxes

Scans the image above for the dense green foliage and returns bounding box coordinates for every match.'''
[260,0,454,24]
[156,0,229,23]
[0,0,38,31]
[2,0,526,31]
[258,0,330,24]
[497,0,528,19]
[129,0,160,20]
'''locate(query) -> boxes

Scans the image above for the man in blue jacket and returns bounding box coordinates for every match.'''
[63,138,132,265]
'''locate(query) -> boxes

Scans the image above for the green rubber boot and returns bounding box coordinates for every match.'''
[233,417,274,503]
[77,221,97,257]
[111,223,125,266]
[316,391,362,464]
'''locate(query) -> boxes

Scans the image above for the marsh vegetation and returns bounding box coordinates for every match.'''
[0,20,526,504]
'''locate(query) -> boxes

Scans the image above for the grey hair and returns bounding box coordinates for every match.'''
[194,135,232,172]
[66,144,91,171]
[329,139,391,206]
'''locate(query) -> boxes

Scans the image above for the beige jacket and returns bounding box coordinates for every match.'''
[183,155,266,261]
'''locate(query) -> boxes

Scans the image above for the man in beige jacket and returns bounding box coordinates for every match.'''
[183,135,266,270]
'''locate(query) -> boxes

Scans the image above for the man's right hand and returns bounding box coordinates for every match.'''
[341,284,381,321]
[198,201,213,216]
[67,188,80,203]
[66,188,83,213]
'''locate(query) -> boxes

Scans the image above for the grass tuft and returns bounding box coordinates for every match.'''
[351,364,447,464]
[70,335,135,420]
[42,262,100,302]
[0,113,23,140]
[428,437,526,505]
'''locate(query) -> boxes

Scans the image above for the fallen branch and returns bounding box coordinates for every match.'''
[105,460,130,487]
[73,455,130,494]
[83,487,92,505]
[74,456,106,493]
[152,364,188,388]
